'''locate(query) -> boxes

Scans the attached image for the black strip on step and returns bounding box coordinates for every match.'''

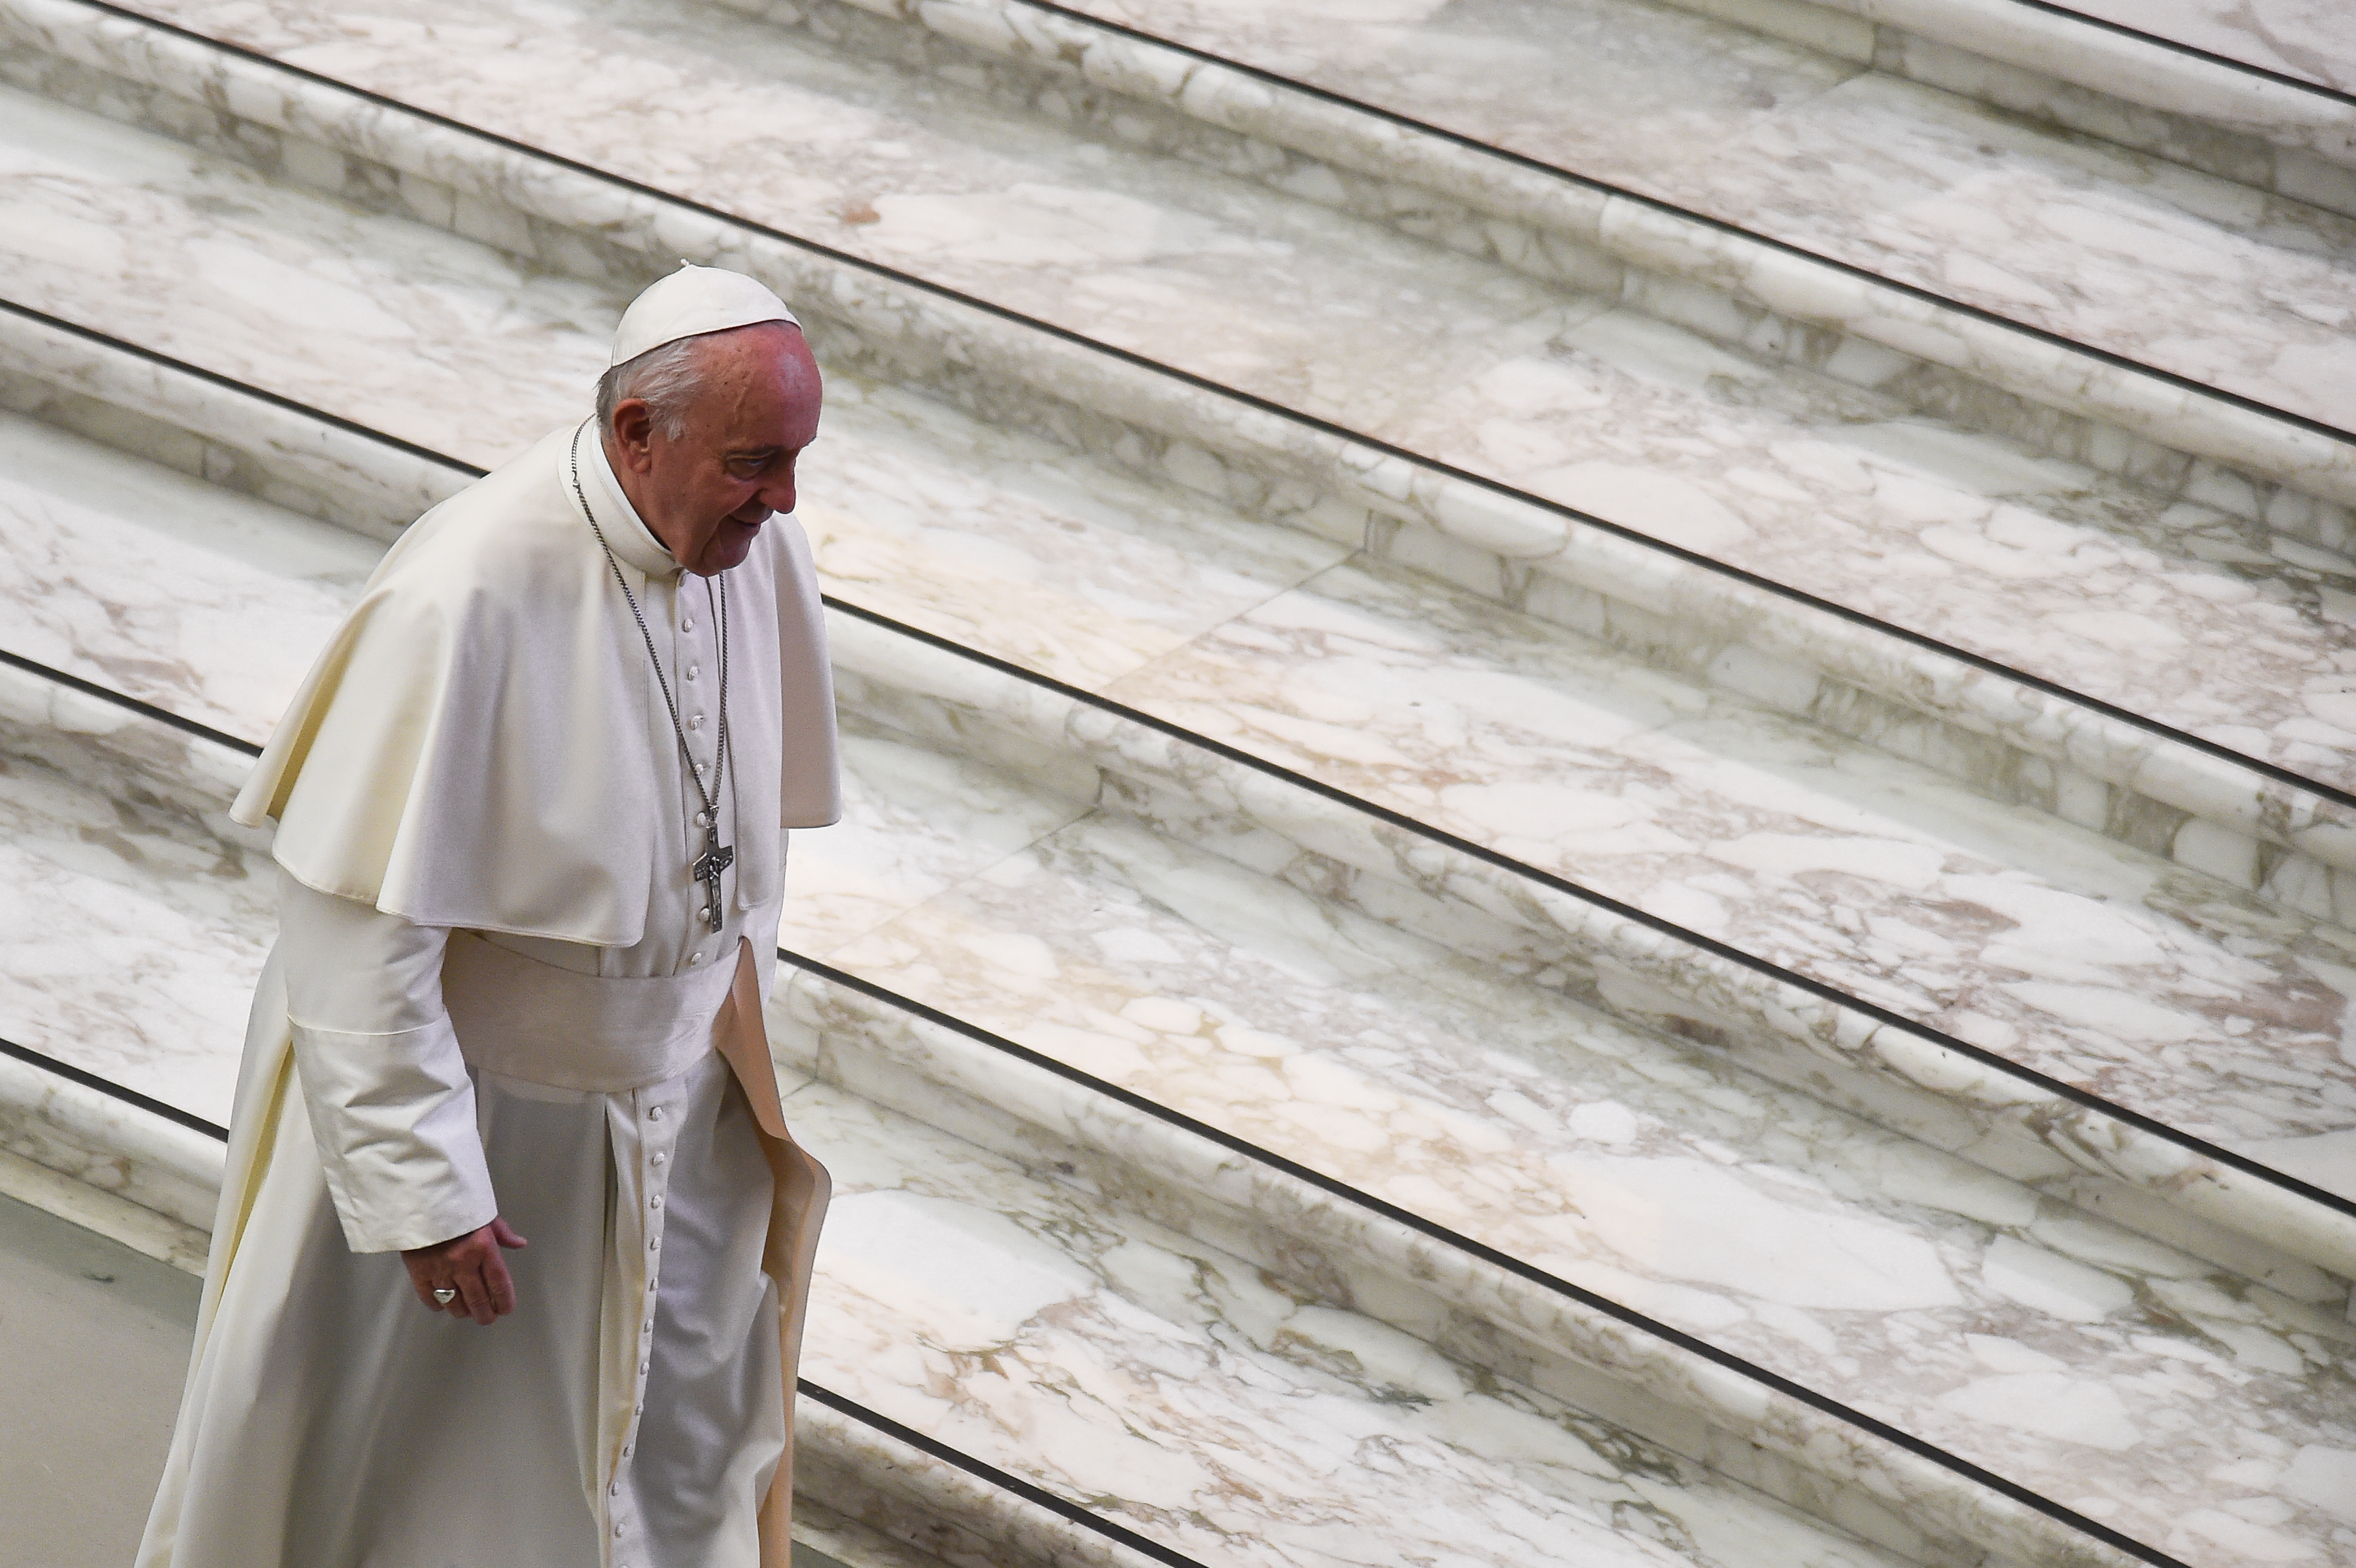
[796,1381,1211,1568]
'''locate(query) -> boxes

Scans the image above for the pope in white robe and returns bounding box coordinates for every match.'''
[137,266,843,1568]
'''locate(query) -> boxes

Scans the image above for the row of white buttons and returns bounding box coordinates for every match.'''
[608,1087,677,1564]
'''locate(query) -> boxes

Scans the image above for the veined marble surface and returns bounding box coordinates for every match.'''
[10,404,2356,1562]
[1042,0,2356,434]
[0,667,269,1126]
[1101,555,2356,1197]
[49,0,2356,806]
[14,633,2356,1567]
[784,730,2356,1564]
[5,94,2356,1210]
[2056,0,2356,92]
[0,410,373,745]
[0,725,1920,1568]
[784,1074,1912,1568]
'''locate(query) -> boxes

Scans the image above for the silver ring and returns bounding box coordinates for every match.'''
[433,1287,458,1306]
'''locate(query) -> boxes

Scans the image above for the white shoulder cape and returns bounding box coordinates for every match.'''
[233,426,841,946]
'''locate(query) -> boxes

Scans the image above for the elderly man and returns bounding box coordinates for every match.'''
[137,266,840,1568]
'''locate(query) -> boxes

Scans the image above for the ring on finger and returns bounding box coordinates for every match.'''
[433,1286,459,1306]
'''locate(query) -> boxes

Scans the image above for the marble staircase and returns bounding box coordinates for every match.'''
[3,1,2355,1565]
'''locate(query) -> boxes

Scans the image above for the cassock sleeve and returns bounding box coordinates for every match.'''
[277,868,499,1254]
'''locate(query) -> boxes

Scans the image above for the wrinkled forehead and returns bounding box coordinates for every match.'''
[690,325,823,444]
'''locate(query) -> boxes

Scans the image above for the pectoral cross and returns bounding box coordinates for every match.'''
[693,825,734,930]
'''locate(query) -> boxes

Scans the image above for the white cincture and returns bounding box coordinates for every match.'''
[440,932,736,1092]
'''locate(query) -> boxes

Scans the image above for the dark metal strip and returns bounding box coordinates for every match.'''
[795,1381,1210,1568]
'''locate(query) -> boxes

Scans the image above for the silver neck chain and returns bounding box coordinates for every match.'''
[567,421,733,912]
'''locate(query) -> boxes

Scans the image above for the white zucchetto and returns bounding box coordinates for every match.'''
[609,263,801,366]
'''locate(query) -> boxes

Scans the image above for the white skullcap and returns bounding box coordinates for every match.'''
[608,262,800,366]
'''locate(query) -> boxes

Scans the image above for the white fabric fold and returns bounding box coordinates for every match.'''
[234,424,840,947]
[279,870,495,1255]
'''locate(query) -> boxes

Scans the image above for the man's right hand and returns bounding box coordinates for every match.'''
[402,1218,529,1326]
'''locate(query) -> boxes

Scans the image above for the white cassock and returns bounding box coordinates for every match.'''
[135,381,842,1567]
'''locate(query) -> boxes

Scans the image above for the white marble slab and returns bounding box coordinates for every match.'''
[43,0,2356,810]
[0,410,372,745]
[11,510,2354,1565]
[1101,554,2356,1199]
[0,669,268,1126]
[1044,0,2356,431]
[786,1075,1912,1568]
[1650,67,2356,432]
[2055,0,2356,92]
[789,750,2356,1566]
[5,128,2352,1216]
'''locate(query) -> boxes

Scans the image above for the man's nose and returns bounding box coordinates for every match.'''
[753,468,796,518]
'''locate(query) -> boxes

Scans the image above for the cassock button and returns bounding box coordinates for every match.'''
[682,615,695,633]
[650,1236,661,1252]
[688,712,705,730]
[640,1359,650,1375]
[648,1106,666,1121]
[613,1523,625,1539]
[623,1443,634,1458]
[685,661,700,681]
[651,1152,666,1166]
[649,1195,663,1210]
[687,951,704,966]
[610,1482,620,1497]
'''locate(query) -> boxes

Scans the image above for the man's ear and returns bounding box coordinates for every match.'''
[609,399,658,475]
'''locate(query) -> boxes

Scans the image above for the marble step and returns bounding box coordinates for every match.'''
[22,0,2356,912]
[10,92,2356,1255]
[1715,0,2356,145]
[1452,0,2356,214]
[2041,1,2356,95]
[4,464,2356,1568]
[6,115,2356,1264]
[8,360,2353,1299]
[818,0,2356,431]
[14,651,2356,1568]
[14,45,2356,1554]
[1036,0,2356,221]
[0,734,1981,1568]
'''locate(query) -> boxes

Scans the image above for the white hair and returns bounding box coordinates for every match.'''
[595,336,708,440]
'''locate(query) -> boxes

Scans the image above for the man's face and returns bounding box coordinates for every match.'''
[606,322,823,576]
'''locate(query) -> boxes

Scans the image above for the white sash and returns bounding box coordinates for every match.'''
[439,931,736,1091]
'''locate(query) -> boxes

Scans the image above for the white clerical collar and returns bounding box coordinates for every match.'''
[577,422,683,582]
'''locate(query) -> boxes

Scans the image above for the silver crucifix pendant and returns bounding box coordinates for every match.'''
[693,828,734,930]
